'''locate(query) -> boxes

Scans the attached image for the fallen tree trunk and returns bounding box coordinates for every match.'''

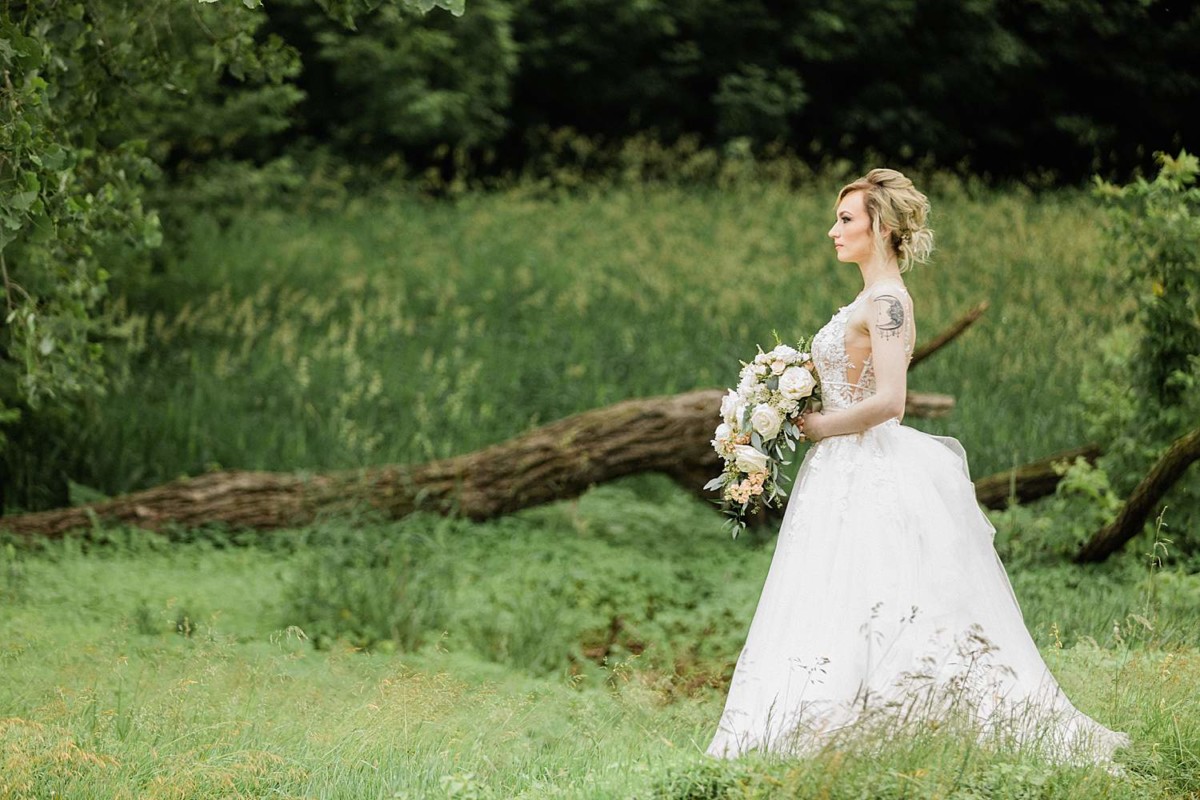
[0,389,957,538]
[1,304,993,539]
[0,390,720,537]
[973,443,1102,510]
[1075,426,1200,563]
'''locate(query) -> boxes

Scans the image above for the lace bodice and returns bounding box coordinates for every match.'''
[812,288,914,411]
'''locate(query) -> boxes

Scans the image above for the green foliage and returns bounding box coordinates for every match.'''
[486,0,1197,180]
[0,10,157,449]
[277,481,766,678]
[1095,151,1200,419]
[0,0,299,504]
[271,0,514,161]
[282,514,460,651]
[1,541,24,603]
[647,756,750,800]
[151,0,1198,183]
[712,65,807,147]
[0,0,462,509]
[306,0,467,28]
[1067,151,1200,549]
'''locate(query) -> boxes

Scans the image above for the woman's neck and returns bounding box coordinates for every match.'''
[857,257,902,292]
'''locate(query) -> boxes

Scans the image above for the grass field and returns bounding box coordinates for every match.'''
[3,489,1198,798]
[56,174,1125,495]
[3,174,1199,798]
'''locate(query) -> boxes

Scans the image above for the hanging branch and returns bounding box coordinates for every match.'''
[1075,427,1200,563]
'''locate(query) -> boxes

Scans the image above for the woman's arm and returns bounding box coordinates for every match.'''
[801,287,912,440]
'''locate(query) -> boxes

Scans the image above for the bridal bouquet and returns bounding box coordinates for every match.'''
[705,339,821,537]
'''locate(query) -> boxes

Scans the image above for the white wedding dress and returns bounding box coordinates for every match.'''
[706,289,1129,765]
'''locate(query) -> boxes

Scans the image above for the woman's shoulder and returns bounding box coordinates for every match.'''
[865,280,914,313]
[866,279,911,300]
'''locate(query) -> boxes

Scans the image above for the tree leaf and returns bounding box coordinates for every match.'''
[9,191,38,212]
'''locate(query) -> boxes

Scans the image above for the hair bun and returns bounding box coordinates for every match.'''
[836,168,933,272]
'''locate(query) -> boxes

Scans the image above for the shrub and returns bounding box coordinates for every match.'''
[1067,150,1200,552]
[281,514,459,651]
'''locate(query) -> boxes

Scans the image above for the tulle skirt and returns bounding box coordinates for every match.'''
[706,419,1129,765]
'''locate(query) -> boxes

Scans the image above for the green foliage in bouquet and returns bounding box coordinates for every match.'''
[1063,150,1200,552]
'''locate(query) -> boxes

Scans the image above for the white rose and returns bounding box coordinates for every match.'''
[737,369,757,394]
[720,390,740,423]
[711,422,733,455]
[733,444,769,474]
[779,365,816,400]
[770,344,799,362]
[752,363,769,377]
[770,359,787,375]
[750,403,783,439]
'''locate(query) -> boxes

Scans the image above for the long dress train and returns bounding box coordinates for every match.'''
[706,288,1129,764]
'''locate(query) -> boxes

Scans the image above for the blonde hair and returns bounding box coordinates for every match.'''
[836,168,934,272]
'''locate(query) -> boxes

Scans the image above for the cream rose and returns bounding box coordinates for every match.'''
[733,444,769,474]
[770,344,799,361]
[750,403,783,439]
[737,369,757,394]
[720,390,741,424]
[711,423,735,456]
[779,365,816,400]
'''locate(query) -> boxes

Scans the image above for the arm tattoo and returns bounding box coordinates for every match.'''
[873,294,905,340]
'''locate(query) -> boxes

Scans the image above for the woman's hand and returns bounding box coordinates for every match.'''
[796,411,827,443]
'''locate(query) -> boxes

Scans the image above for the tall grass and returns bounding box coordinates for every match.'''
[59,176,1119,499]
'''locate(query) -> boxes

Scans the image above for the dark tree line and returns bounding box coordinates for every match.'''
[261,0,1197,182]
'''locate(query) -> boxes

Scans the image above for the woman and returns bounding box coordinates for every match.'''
[705,169,1129,765]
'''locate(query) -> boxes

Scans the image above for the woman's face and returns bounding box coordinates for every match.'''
[827,190,877,265]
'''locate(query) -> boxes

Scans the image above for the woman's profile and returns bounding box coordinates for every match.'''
[705,169,1129,765]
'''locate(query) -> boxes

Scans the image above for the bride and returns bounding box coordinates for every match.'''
[705,169,1129,765]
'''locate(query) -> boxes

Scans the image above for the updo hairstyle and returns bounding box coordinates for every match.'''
[836,168,934,272]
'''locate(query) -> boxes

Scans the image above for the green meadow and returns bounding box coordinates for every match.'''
[3,176,1199,798]
[58,174,1120,491]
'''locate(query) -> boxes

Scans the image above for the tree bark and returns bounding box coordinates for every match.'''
[0,389,961,538]
[972,443,1101,510]
[0,390,716,537]
[1075,427,1200,563]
